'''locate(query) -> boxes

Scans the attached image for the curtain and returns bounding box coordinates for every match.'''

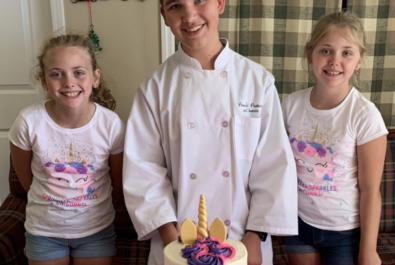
[347,0,395,128]
[218,0,395,128]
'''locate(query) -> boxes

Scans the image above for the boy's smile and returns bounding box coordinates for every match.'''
[161,0,225,58]
[186,25,202,31]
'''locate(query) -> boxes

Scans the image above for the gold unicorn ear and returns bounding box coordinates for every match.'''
[209,218,227,243]
[180,218,197,245]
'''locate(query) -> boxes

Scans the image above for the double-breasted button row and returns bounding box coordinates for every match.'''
[222,171,230,177]
[189,171,230,180]
[183,71,228,79]
[187,121,228,129]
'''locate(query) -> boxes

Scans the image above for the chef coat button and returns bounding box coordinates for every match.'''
[187,122,195,129]
[190,173,197,179]
[224,220,231,226]
[184,72,191,79]
[222,171,230,177]
[220,71,227,77]
[221,121,228,127]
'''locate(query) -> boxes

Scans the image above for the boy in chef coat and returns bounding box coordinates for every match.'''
[123,0,298,263]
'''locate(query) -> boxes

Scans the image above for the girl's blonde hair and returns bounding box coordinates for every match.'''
[36,33,116,110]
[305,11,366,87]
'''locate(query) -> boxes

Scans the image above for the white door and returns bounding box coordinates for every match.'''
[0,0,61,204]
[0,0,162,205]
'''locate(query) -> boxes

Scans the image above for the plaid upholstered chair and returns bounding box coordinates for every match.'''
[0,158,150,265]
[0,157,27,265]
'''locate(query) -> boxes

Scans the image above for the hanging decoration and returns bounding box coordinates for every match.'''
[88,0,102,53]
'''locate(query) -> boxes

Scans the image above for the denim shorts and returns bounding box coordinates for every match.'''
[25,224,116,262]
[285,217,360,265]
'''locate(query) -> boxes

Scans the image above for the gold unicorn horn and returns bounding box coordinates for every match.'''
[197,194,208,239]
[69,143,74,163]
[310,124,318,142]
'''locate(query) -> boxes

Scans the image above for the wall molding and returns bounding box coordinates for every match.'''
[50,0,66,34]
[160,16,175,63]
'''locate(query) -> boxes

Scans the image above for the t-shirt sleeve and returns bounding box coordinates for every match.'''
[355,103,388,146]
[8,113,31,151]
[109,117,125,155]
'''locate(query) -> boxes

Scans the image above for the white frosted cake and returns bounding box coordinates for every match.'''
[164,238,247,265]
[167,195,247,264]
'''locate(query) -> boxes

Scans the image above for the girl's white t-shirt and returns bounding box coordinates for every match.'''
[8,101,125,238]
[282,87,388,230]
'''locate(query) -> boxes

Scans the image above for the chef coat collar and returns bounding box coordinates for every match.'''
[176,39,230,71]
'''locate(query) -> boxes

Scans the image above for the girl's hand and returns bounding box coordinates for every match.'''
[242,231,262,265]
[358,250,381,265]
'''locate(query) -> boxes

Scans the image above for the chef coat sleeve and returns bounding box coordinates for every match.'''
[246,80,298,236]
[123,87,177,240]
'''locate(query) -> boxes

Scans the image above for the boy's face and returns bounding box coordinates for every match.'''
[161,0,225,54]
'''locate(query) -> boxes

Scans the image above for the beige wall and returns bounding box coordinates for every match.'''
[63,0,161,122]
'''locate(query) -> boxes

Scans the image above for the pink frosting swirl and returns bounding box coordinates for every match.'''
[181,237,236,265]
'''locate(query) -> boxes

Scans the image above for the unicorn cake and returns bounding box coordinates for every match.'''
[164,195,247,265]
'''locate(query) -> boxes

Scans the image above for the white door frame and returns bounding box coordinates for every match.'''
[50,0,66,34]
[160,17,175,63]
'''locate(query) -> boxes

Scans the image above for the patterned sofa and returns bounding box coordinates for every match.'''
[0,129,394,265]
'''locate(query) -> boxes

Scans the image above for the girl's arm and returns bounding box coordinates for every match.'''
[357,135,386,265]
[109,152,123,204]
[10,142,33,191]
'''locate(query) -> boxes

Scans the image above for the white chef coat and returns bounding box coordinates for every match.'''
[123,39,298,265]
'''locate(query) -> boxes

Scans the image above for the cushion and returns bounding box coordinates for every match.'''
[378,233,395,265]
[0,194,27,265]
[380,131,395,233]
[113,196,150,264]
[8,157,27,199]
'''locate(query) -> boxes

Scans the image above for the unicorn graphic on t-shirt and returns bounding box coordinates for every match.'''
[44,142,96,198]
[290,124,335,181]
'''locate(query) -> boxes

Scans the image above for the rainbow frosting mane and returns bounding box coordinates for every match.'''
[181,237,235,265]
